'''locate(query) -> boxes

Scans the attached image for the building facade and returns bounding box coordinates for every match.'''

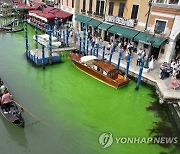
[75,0,167,62]
[54,0,80,27]
[147,0,180,63]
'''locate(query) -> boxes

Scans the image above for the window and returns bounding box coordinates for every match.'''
[83,0,86,11]
[118,3,125,17]
[96,0,100,15]
[154,20,166,34]
[62,0,63,5]
[72,0,74,8]
[108,2,114,15]
[169,0,179,4]
[89,0,93,12]
[131,5,139,19]
[156,0,165,3]
[67,0,68,6]
[100,1,105,16]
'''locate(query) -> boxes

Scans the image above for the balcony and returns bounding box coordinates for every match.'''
[93,12,104,18]
[87,10,92,16]
[152,0,180,9]
[81,9,86,14]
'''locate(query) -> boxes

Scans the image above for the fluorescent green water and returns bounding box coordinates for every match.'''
[0,25,175,153]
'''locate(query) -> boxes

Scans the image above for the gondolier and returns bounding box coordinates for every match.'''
[1,88,12,114]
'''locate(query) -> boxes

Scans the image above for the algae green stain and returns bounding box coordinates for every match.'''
[0,24,176,154]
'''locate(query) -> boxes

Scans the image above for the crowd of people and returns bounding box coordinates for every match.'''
[159,57,180,90]
[0,78,13,114]
[68,27,180,90]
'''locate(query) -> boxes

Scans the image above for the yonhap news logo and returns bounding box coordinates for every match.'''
[98,132,178,148]
[99,132,113,148]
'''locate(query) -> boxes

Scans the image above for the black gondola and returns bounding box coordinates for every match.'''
[0,101,25,128]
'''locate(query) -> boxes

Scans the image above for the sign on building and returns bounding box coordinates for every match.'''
[105,15,135,28]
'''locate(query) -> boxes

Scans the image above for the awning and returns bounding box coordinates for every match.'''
[134,32,166,48]
[75,15,91,24]
[98,22,113,30]
[108,25,139,39]
[87,19,101,27]
[54,10,72,19]
[43,6,54,12]
[152,36,166,48]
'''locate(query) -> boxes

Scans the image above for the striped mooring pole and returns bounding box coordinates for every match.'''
[108,48,114,63]
[66,20,69,47]
[86,40,89,55]
[90,48,93,55]
[96,43,99,57]
[102,46,105,60]
[54,17,58,37]
[83,26,86,55]
[41,44,45,69]
[125,54,131,78]
[63,30,65,45]
[135,60,145,90]
[24,18,29,57]
[48,29,52,64]
[117,50,122,69]
[79,37,82,53]
[35,23,38,49]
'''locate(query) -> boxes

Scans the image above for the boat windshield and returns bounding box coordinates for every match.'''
[80,56,97,64]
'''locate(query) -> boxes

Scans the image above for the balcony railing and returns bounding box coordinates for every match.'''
[93,12,104,18]
[81,9,86,14]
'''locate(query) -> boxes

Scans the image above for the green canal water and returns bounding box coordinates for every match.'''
[0,25,176,154]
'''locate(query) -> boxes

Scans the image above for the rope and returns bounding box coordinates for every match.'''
[15,101,49,127]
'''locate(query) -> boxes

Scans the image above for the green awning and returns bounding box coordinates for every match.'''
[108,25,139,39]
[87,19,102,27]
[152,36,166,48]
[134,32,154,45]
[134,32,166,48]
[98,22,112,30]
[75,15,91,24]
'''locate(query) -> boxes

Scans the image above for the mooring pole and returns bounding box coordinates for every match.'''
[24,18,29,57]
[135,60,145,90]
[35,23,38,49]
[102,46,105,60]
[125,54,131,78]
[48,29,52,65]
[108,48,113,63]
[117,50,122,69]
[83,26,86,55]
[42,44,45,69]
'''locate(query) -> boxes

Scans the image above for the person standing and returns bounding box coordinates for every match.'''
[1,89,12,114]
[148,55,154,71]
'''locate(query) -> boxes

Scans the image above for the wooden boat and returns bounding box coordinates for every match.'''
[0,101,25,128]
[69,53,130,89]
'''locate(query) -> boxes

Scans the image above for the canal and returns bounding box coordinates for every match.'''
[0,25,176,153]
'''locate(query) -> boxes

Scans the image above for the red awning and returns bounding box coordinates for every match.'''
[54,10,72,19]
[37,12,55,20]
[29,10,42,14]
[43,6,54,12]
[49,9,60,13]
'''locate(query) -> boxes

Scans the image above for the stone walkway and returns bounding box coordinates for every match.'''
[69,36,180,102]
[99,41,180,102]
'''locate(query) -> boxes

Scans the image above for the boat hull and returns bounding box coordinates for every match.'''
[69,54,129,89]
[0,102,24,128]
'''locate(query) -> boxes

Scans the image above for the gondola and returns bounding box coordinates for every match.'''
[0,101,25,128]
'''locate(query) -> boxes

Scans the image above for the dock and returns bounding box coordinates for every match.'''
[27,46,77,66]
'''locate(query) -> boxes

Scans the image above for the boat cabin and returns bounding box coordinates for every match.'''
[80,56,124,81]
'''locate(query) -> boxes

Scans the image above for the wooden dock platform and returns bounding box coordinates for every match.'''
[27,46,77,66]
